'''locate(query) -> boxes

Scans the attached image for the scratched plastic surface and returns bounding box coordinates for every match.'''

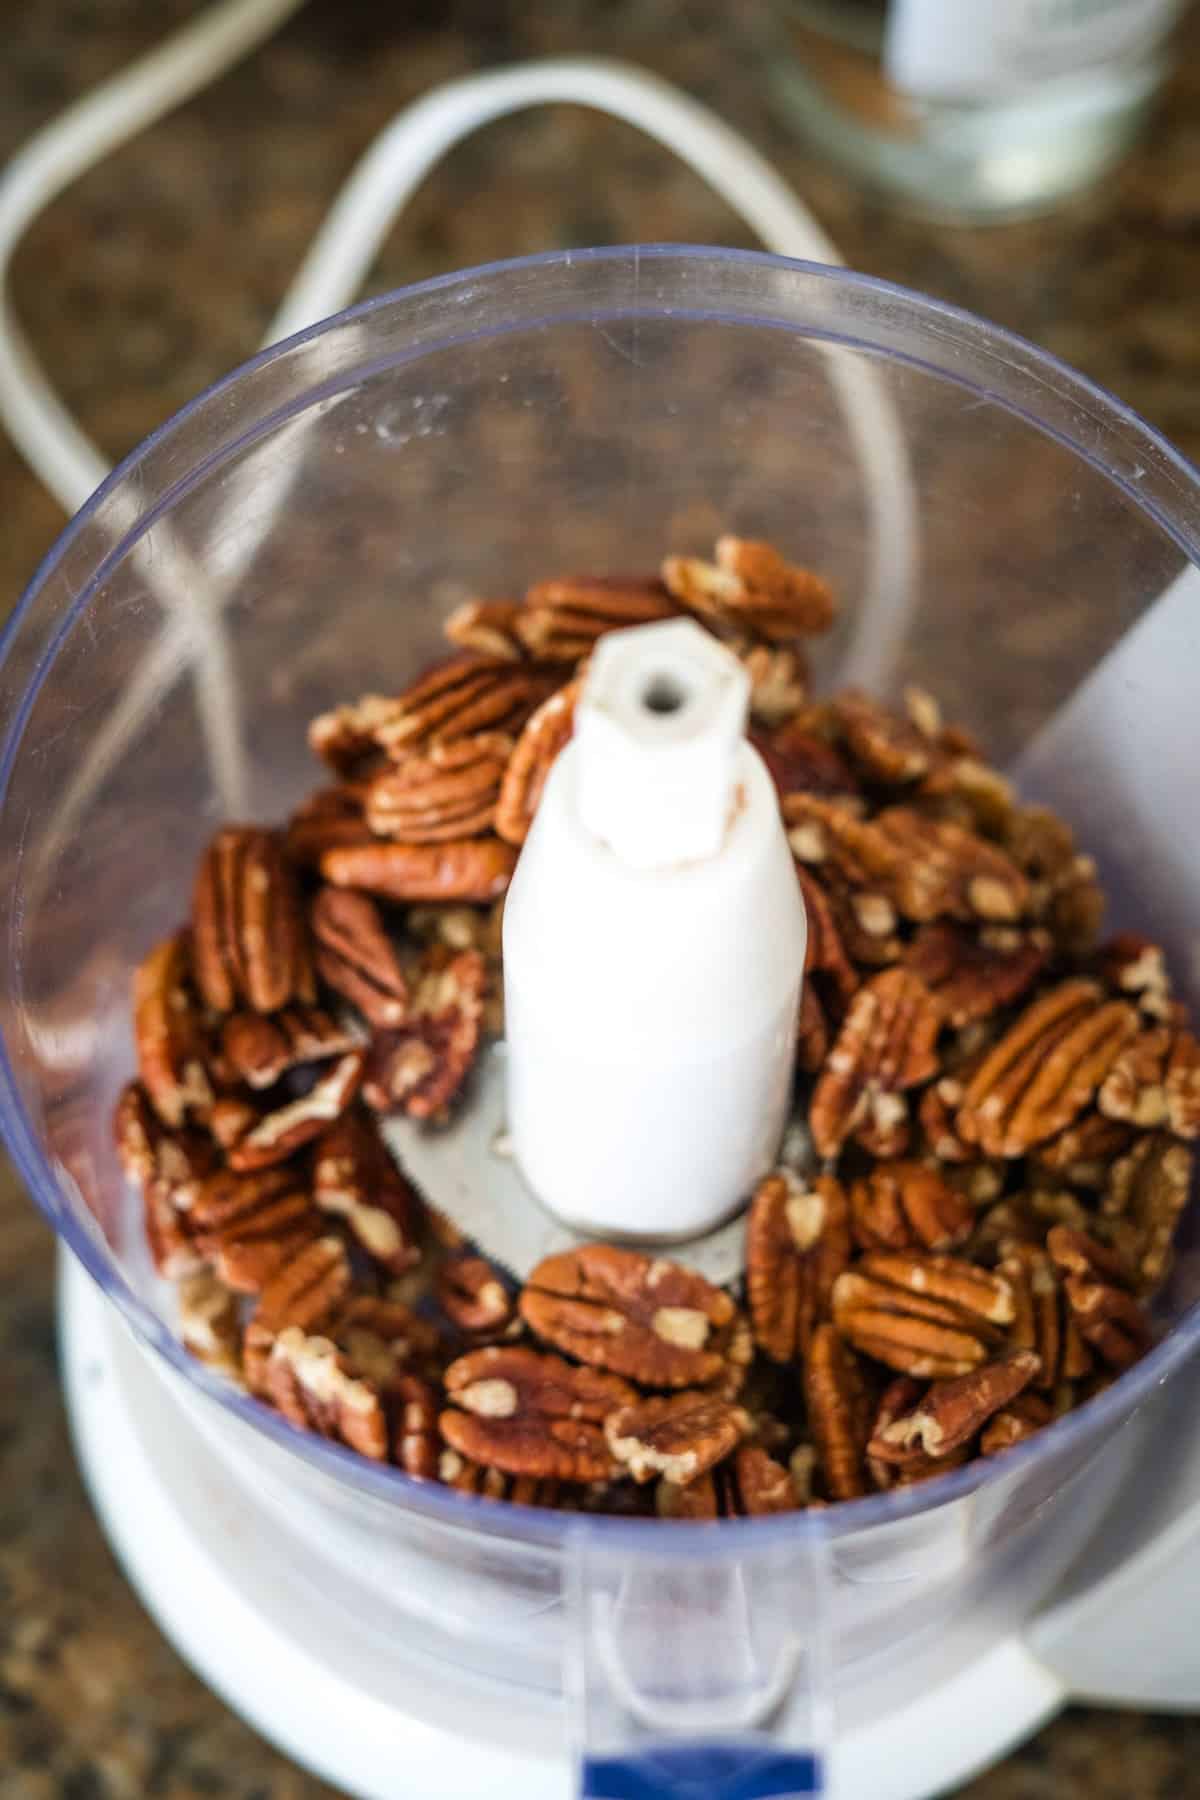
[2,249,1199,1782]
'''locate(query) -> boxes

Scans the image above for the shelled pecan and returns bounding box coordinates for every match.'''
[312,1110,422,1275]
[1046,1227,1151,1371]
[517,576,675,661]
[440,1346,634,1482]
[904,921,1049,1029]
[265,1326,389,1461]
[831,689,937,786]
[809,968,941,1160]
[1101,1133,1193,1294]
[850,1161,973,1254]
[495,680,578,846]
[364,734,513,843]
[606,1391,750,1486]
[192,828,314,1015]
[284,785,374,865]
[520,1245,737,1388]
[1099,1025,1200,1137]
[746,1171,850,1362]
[1093,932,1172,1020]
[362,945,485,1120]
[867,1350,1040,1465]
[177,1270,242,1379]
[443,599,526,662]
[311,658,559,772]
[805,1324,871,1501]
[663,537,835,642]
[955,981,1137,1157]
[222,1049,365,1172]
[759,724,861,805]
[320,836,517,904]
[980,1393,1054,1457]
[436,1254,517,1338]
[833,1252,1012,1379]
[309,886,409,1028]
[189,1165,322,1293]
[437,1448,566,1507]
[132,931,214,1127]
[996,1243,1061,1391]
[221,1005,361,1090]
[739,644,809,728]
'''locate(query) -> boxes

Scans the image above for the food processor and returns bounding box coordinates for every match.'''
[4,247,1200,1800]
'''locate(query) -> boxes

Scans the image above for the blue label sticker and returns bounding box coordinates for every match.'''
[582,1743,822,1799]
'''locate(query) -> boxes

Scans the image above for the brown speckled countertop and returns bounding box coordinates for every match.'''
[4,3,1200,1795]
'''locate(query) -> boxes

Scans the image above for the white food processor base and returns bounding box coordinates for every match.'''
[60,1255,1200,1800]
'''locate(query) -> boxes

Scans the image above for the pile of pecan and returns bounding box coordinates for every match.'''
[114,535,1196,1517]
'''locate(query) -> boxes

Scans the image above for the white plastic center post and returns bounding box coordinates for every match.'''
[502,619,808,1242]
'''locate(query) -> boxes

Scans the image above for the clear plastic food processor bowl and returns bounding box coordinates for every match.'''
[3,247,1200,1785]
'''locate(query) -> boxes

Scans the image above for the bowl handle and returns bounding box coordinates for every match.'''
[566,1520,831,1798]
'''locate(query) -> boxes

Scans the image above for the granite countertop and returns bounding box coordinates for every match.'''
[3,3,1200,1795]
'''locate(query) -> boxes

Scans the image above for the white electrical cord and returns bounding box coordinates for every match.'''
[0,1,916,856]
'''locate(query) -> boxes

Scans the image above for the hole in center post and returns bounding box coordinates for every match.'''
[641,671,689,717]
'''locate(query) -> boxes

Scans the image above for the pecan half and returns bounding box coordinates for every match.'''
[746,1171,850,1362]
[177,1270,242,1378]
[795,868,858,1007]
[440,1346,634,1482]
[1094,932,1172,1020]
[192,828,314,1015]
[805,1323,871,1501]
[980,1392,1055,1457]
[657,1448,796,1522]
[864,1377,972,1488]
[759,725,860,804]
[190,1165,321,1292]
[832,1253,1012,1379]
[443,599,525,662]
[1102,1133,1193,1294]
[739,644,808,728]
[312,659,559,772]
[115,1084,216,1278]
[364,733,512,843]
[1099,1025,1200,1137]
[437,1255,517,1338]
[253,1234,352,1338]
[332,1295,443,1389]
[663,537,835,641]
[955,981,1137,1157]
[809,968,941,1160]
[309,886,408,1029]
[787,798,1029,925]
[997,1243,1061,1391]
[831,690,934,786]
[606,1392,750,1486]
[224,1049,365,1172]
[221,1004,361,1090]
[520,1245,736,1388]
[362,946,486,1120]
[495,680,578,846]
[265,1326,389,1460]
[1047,1226,1151,1371]
[320,836,517,903]
[284,785,373,866]
[390,1373,441,1477]
[516,576,675,661]
[905,921,1049,1029]
[850,1162,973,1254]
[311,1110,421,1274]
[133,930,214,1127]
[868,1349,1040,1465]
[796,981,831,1074]
[1031,1110,1136,1189]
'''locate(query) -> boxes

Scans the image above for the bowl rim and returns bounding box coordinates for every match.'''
[4,241,1200,1553]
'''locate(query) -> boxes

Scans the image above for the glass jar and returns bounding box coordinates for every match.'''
[771,0,1187,220]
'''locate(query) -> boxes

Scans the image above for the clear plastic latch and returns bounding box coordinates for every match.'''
[567,1521,830,1800]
